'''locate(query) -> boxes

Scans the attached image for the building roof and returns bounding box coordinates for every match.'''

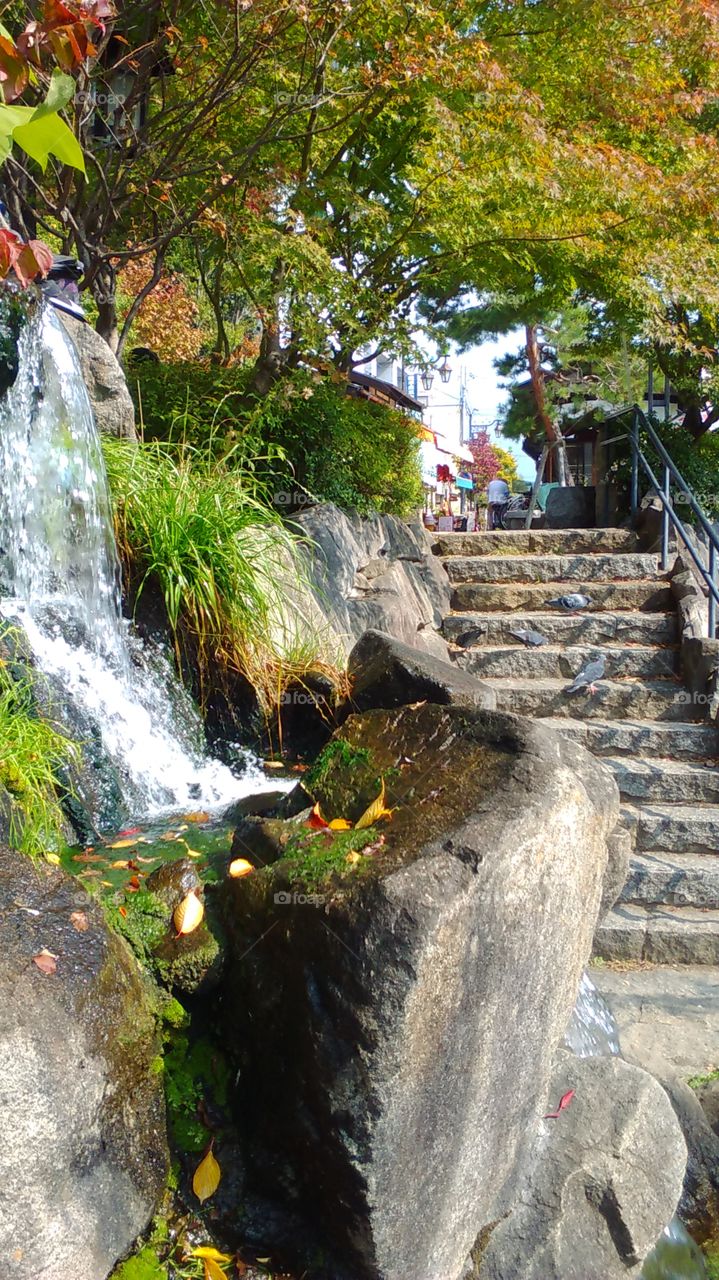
[349,371,425,413]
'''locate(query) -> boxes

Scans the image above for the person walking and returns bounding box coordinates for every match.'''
[486,476,510,530]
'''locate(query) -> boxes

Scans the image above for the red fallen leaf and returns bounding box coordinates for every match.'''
[33,949,58,975]
[115,826,142,838]
[543,1089,575,1120]
[126,875,141,892]
[69,910,89,932]
[306,802,329,831]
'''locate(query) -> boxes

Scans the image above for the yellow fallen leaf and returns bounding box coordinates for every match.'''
[173,890,204,936]
[178,838,202,858]
[229,857,254,878]
[203,1258,227,1280]
[256,1259,271,1265]
[329,818,352,831]
[192,1247,233,1262]
[111,859,130,869]
[193,1146,221,1203]
[345,851,361,865]
[107,838,137,850]
[44,852,60,865]
[185,810,210,823]
[355,780,393,830]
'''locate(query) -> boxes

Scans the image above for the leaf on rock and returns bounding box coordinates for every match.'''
[228,858,254,878]
[203,1259,227,1280]
[33,948,57,975]
[192,1146,221,1203]
[69,910,89,932]
[107,838,138,850]
[44,852,61,865]
[543,1088,575,1119]
[192,1247,233,1263]
[173,890,204,936]
[355,780,393,830]
[306,801,329,830]
[328,818,352,831]
[111,859,130,869]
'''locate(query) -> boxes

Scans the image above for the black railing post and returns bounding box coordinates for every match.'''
[630,408,639,520]
[661,464,671,571]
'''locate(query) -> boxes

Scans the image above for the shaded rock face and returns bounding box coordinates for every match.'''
[295,503,451,659]
[221,704,618,1280]
[0,846,167,1280]
[475,1053,687,1280]
[59,312,137,439]
[544,484,596,529]
[346,628,496,714]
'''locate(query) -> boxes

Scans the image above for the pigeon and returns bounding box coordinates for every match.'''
[454,625,487,649]
[547,593,593,612]
[564,655,606,695]
[509,628,548,648]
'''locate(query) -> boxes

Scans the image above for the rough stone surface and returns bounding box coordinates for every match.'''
[600,825,632,916]
[443,551,660,585]
[595,903,719,964]
[295,503,451,659]
[452,580,673,614]
[434,529,640,558]
[475,1053,687,1280]
[442,609,678,647]
[541,715,718,760]
[544,484,597,529]
[346,628,496,714]
[59,312,137,439]
[0,845,166,1280]
[220,704,618,1280]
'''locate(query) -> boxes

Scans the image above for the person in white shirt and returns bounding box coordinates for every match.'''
[486,477,510,530]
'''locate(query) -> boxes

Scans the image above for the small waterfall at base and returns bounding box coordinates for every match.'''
[0,303,272,824]
[565,971,620,1058]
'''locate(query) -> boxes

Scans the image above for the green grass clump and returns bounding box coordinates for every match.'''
[687,1067,719,1089]
[279,825,380,891]
[102,435,344,714]
[0,666,78,858]
[304,738,372,792]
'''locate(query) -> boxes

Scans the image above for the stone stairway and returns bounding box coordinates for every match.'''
[434,527,719,964]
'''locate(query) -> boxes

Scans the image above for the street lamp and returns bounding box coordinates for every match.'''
[420,369,435,391]
[438,357,452,384]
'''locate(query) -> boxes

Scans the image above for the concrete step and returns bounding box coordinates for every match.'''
[442,610,679,647]
[538,716,718,760]
[457,644,678,681]
[620,852,719,909]
[433,529,641,558]
[606,757,719,804]
[451,580,674,614]
[485,677,697,722]
[621,802,719,854]
[443,551,660,585]
[594,902,719,964]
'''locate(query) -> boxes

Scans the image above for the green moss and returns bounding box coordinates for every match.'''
[111,1247,167,1280]
[304,737,372,793]
[688,1067,719,1089]
[163,1030,230,1154]
[704,1243,719,1280]
[277,824,380,891]
[106,889,169,962]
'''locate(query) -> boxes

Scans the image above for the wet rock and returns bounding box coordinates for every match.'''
[59,311,137,439]
[223,789,288,822]
[476,1053,687,1280]
[660,1075,719,1243]
[0,845,167,1280]
[220,704,618,1280]
[345,628,497,715]
[121,858,224,995]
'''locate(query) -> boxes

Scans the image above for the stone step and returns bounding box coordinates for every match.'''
[621,802,719,854]
[451,580,674,614]
[485,677,697,722]
[538,716,718,760]
[442,610,679,647]
[457,644,678,681]
[594,902,719,965]
[606,757,719,804]
[433,528,641,558]
[443,552,660,586]
[620,852,719,909]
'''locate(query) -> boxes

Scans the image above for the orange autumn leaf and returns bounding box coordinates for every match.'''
[69,911,89,932]
[306,802,329,830]
[228,858,254,878]
[355,780,393,830]
[329,817,352,831]
[184,810,210,824]
[33,949,58,975]
[173,890,204,936]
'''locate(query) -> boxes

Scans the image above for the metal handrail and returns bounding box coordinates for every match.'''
[627,403,719,637]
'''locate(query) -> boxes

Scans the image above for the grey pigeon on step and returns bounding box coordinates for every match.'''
[455,625,487,648]
[547,592,593,612]
[509,628,548,647]
[564,655,605,695]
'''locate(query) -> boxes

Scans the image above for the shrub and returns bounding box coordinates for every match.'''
[102,436,341,712]
[0,661,78,858]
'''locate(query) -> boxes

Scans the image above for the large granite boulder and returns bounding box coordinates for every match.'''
[294,503,451,659]
[59,312,137,439]
[475,1053,687,1279]
[220,703,619,1280]
[346,628,496,713]
[0,846,167,1280]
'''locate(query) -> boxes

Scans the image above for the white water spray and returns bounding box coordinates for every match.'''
[0,304,273,822]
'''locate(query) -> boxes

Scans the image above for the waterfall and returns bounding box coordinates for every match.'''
[0,303,273,825]
[565,971,620,1058]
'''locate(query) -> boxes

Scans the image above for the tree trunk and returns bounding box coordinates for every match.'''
[525,323,573,487]
[251,259,287,397]
[93,264,119,353]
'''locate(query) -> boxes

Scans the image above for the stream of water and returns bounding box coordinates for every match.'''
[0,303,274,825]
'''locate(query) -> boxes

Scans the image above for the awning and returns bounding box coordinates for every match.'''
[454,445,474,464]
[434,433,474,465]
[456,475,474,490]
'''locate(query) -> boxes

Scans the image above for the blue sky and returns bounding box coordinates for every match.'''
[460,331,535,481]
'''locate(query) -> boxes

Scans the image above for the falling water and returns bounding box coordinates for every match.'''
[565,971,621,1058]
[0,303,274,823]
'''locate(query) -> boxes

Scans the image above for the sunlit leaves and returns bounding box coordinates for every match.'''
[192,1145,221,1203]
[173,889,204,936]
